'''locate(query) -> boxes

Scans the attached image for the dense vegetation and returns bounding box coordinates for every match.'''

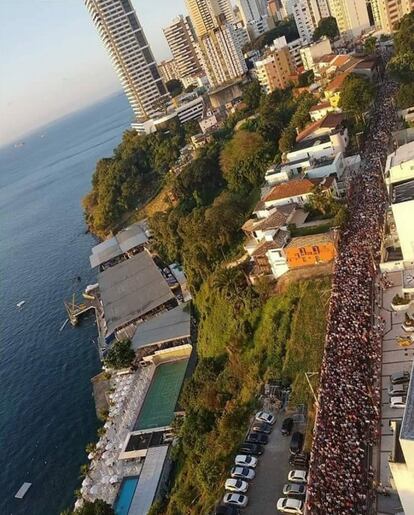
[387,12,414,108]
[104,340,135,369]
[83,120,198,238]
[163,277,330,514]
[313,16,339,42]
[338,73,375,122]
[243,18,299,52]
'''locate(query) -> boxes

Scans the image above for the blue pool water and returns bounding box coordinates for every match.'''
[115,477,139,515]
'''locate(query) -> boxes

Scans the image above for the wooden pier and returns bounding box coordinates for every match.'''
[64,296,96,326]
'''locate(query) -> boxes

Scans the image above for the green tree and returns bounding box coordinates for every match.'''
[338,74,375,122]
[396,83,414,109]
[313,17,339,41]
[364,36,377,55]
[74,499,114,515]
[104,340,135,370]
[166,79,184,97]
[393,11,414,54]
[220,131,270,190]
[241,80,264,112]
[279,126,297,153]
[387,51,414,83]
[298,69,315,87]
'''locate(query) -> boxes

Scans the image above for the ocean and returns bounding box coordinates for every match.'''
[0,93,133,515]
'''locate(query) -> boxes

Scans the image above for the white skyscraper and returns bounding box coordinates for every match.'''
[84,0,168,121]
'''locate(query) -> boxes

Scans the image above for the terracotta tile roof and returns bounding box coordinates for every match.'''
[296,119,324,143]
[253,208,292,231]
[325,72,349,93]
[319,112,344,129]
[309,100,331,112]
[285,231,336,249]
[330,55,351,67]
[315,53,336,64]
[264,178,334,203]
[354,58,377,70]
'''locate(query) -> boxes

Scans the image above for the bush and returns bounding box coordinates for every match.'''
[104,340,135,370]
[392,294,410,306]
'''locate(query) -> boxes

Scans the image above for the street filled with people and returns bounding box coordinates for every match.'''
[306,78,398,514]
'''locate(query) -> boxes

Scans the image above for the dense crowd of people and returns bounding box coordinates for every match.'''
[306,78,398,514]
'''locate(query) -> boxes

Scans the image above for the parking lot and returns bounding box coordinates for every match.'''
[243,407,307,515]
[377,271,413,514]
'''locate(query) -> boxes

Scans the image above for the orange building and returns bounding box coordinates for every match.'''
[285,232,337,269]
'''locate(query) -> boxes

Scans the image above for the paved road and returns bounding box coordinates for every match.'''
[244,412,292,515]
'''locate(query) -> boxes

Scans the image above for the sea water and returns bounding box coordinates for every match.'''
[0,93,132,515]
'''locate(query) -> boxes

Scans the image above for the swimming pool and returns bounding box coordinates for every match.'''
[114,476,139,515]
[134,359,188,431]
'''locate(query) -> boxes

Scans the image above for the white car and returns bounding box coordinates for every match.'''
[225,478,249,493]
[277,497,303,513]
[255,410,276,425]
[288,470,307,483]
[222,493,248,508]
[235,454,258,468]
[391,396,407,409]
[230,466,255,480]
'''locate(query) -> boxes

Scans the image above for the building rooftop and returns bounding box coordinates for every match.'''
[264,177,334,203]
[293,133,331,152]
[128,445,169,515]
[295,113,344,143]
[392,179,414,204]
[400,362,414,441]
[286,231,336,249]
[90,222,148,269]
[252,205,298,231]
[131,304,191,351]
[388,141,414,169]
[309,100,331,112]
[98,251,175,335]
[325,72,349,93]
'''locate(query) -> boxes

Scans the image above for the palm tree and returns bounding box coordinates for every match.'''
[79,464,89,479]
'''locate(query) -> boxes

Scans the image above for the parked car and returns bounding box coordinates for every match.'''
[251,421,272,434]
[276,497,303,513]
[222,493,248,508]
[225,478,249,493]
[390,371,410,385]
[390,396,407,409]
[282,483,306,497]
[288,470,308,483]
[246,432,268,445]
[289,453,309,468]
[230,466,255,480]
[255,410,276,425]
[234,454,258,468]
[215,505,240,515]
[239,442,264,456]
[281,417,294,436]
[289,432,304,454]
[388,384,408,397]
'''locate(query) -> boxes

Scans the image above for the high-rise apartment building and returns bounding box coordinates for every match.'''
[84,0,168,121]
[185,0,235,37]
[201,22,248,85]
[292,0,331,42]
[327,0,371,37]
[268,0,289,21]
[186,0,247,87]
[237,0,272,39]
[371,0,413,31]
[255,44,296,92]
[163,15,204,87]
[158,58,179,83]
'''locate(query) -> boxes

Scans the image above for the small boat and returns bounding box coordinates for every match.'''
[16,301,26,309]
[59,319,69,332]
[15,482,32,499]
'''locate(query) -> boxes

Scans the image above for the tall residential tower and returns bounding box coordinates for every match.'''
[84,0,168,121]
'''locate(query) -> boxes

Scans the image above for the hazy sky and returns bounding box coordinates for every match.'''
[0,0,188,146]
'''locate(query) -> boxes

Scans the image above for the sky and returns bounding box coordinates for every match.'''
[0,0,188,146]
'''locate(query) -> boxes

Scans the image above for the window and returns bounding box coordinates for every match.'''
[312,246,320,254]
[149,64,160,81]
[156,81,167,96]
[299,247,306,256]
